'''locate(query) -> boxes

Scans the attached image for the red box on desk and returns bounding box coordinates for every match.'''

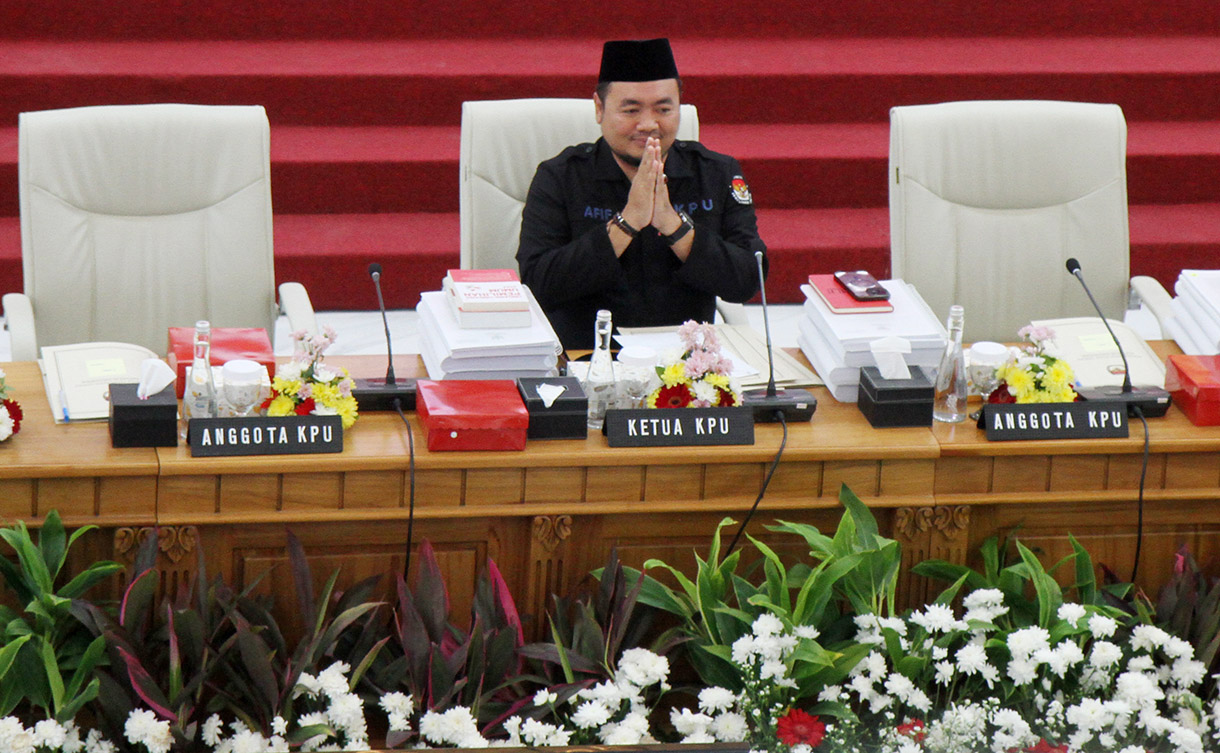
[167,328,275,399]
[1165,354,1220,426]
[416,380,529,451]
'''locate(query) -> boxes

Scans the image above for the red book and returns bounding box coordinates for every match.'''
[167,327,275,399]
[808,274,894,314]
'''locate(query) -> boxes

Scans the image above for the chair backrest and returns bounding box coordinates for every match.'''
[18,103,277,352]
[889,100,1129,343]
[459,98,698,271]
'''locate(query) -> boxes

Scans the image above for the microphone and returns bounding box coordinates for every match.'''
[741,251,816,423]
[1065,257,1170,417]
[352,262,417,411]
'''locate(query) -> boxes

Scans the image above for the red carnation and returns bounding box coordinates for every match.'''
[295,397,316,415]
[3,399,22,434]
[987,383,1016,404]
[716,387,737,407]
[1021,740,1068,753]
[776,708,825,748]
[896,719,926,741]
[654,383,694,409]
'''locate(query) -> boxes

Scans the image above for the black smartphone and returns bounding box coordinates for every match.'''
[834,270,890,301]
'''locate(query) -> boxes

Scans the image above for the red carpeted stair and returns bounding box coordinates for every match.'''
[2,7,1218,310]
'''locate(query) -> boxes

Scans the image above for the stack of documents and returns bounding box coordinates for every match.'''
[417,287,562,380]
[797,279,946,402]
[1165,270,1220,356]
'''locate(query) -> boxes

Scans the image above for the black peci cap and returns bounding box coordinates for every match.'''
[598,38,680,83]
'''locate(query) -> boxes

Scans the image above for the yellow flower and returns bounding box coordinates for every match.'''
[704,373,731,391]
[334,396,358,429]
[1005,368,1036,400]
[660,362,687,387]
[272,376,302,397]
[266,394,297,416]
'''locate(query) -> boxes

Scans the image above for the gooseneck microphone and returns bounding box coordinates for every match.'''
[741,251,816,422]
[1065,257,1170,417]
[352,262,418,411]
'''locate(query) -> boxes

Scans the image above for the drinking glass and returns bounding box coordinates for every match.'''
[616,345,658,409]
[221,360,265,417]
[967,341,1009,400]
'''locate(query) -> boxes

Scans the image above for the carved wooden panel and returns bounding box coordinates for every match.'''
[525,515,574,637]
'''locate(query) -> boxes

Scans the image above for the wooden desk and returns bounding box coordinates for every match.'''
[2,349,1216,634]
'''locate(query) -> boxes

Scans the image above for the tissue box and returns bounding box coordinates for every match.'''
[416,380,529,451]
[857,366,934,428]
[516,376,588,439]
[168,327,275,399]
[108,383,179,447]
[1165,354,1220,426]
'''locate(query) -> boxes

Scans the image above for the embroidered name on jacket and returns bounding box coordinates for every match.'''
[583,199,713,220]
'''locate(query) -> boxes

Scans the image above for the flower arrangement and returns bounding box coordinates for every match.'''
[0,367,23,442]
[261,326,358,428]
[647,321,740,409]
[988,325,1077,404]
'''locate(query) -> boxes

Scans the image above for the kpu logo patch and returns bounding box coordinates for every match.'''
[730,176,753,205]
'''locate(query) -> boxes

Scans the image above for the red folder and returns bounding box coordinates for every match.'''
[167,327,275,399]
[416,380,529,451]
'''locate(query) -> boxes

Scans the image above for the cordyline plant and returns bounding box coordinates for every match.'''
[210,529,385,742]
[357,539,531,746]
[519,548,685,710]
[0,510,123,723]
[75,528,243,748]
[1155,545,1220,697]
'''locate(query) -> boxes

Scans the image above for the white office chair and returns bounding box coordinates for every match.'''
[458,97,748,325]
[2,103,316,361]
[889,100,1169,343]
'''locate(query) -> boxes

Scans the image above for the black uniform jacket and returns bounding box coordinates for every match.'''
[517,137,766,349]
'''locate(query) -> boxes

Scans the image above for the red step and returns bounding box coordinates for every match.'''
[3,121,1217,215]
[8,0,1218,40]
[2,38,1218,126]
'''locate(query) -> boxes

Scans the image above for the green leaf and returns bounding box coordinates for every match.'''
[39,636,66,713]
[1070,534,1097,604]
[38,511,69,580]
[59,562,125,600]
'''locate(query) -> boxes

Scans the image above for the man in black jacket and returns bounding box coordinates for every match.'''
[517,38,766,349]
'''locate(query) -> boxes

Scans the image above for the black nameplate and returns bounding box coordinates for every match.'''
[188,416,343,456]
[604,407,754,447]
[982,403,1128,441]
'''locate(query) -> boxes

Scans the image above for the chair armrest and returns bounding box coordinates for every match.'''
[716,299,749,326]
[277,282,318,337]
[2,293,38,361]
[1129,276,1174,337]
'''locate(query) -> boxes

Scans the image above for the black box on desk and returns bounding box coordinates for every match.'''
[516,376,588,439]
[108,383,178,447]
[858,366,934,428]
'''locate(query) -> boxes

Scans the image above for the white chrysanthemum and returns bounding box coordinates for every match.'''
[1127,654,1156,672]
[580,679,626,706]
[1172,656,1208,688]
[1056,602,1087,626]
[295,671,322,698]
[962,589,1009,624]
[1169,725,1205,753]
[230,729,267,753]
[1087,613,1118,638]
[905,686,932,713]
[0,408,15,442]
[1066,698,1111,731]
[84,729,118,753]
[731,634,757,664]
[271,715,288,736]
[1131,624,1170,652]
[380,691,414,717]
[60,721,84,753]
[2,720,34,753]
[124,709,172,753]
[317,661,351,698]
[33,720,68,749]
[794,624,820,640]
[619,644,668,688]
[1115,671,1164,709]
[1164,636,1195,660]
[698,686,736,713]
[956,642,990,675]
[710,712,748,742]
[884,672,915,702]
[752,613,784,637]
[1007,626,1051,659]
[533,688,558,706]
[573,700,614,729]
[912,603,962,633]
[521,718,568,747]
[864,651,888,680]
[934,660,955,685]
[1007,658,1038,685]
[670,708,712,736]
[1043,642,1084,676]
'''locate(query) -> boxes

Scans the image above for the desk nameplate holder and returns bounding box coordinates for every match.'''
[604,407,754,447]
[188,415,343,457]
[980,403,1128,441]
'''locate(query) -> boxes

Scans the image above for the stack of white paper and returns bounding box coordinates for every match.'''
[417,287,562,380]
[1166,270,1220,356]
[796,279,947,402]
